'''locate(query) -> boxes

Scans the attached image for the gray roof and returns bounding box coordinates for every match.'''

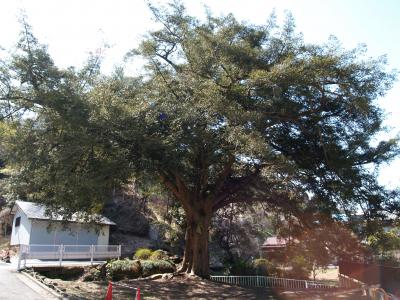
[13,201,115,226]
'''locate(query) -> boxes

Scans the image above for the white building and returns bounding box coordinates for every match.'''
[10,201,115,246]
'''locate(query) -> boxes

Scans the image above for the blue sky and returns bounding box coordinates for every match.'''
[1,0,399,188]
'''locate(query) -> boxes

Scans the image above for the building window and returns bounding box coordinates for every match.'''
[15,217,21,227]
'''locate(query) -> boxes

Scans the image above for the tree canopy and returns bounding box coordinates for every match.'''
[0,3,399,277]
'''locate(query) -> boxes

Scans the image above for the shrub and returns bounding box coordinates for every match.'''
[253,258,281,277]
[229,259,256,275]
[253,258,268,276]
[141,259,175,277]
[81,267,103,282]
[150,249,169,261]
[134,248,153,260]
[285,255,311,280]
[106,259,142,281]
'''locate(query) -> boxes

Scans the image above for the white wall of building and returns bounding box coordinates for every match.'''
[97,225,109,245]
[10,208,32,246]
[10,207,111,246]
[29,220,109,245]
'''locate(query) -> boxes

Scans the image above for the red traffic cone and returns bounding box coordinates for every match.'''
[136,287,141,300]
[105,281,113,300]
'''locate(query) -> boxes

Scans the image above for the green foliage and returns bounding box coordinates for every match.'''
[134,248,153,260]
[367,228,400,255]
[286,255,312,280]
[0,3,399,276]
[252,258,281,277]
[150,249,169,260]
[252,258,268,276]
[106,259,142,281]
[81,267,103,282]
[377,254,400,267]
[105,258,175,280]
[2,3,397,218]
[229,259,256,276]
[141,259,175,277]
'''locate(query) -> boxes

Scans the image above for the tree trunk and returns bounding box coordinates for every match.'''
[179,202,212,278]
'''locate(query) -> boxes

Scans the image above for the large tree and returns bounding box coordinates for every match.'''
[1,4,399,277]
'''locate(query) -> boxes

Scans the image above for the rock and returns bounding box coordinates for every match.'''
[161,273,174,280]
[103,191,150,237]
[169,255,182,264]
[148,274,163,280]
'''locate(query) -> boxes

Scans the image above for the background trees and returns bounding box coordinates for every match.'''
[0,3,398,277]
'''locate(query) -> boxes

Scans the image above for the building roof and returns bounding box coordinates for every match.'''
[13,201,116,226]
[261,236,288,249]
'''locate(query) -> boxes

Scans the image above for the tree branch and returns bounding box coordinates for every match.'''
[212,170,261,211]
[159,171,181,200]
[212,155,235,197]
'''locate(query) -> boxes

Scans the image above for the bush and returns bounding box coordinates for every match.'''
[286,255,311,280]
[106,259,142,281]
[134,248,153,260]
[253,258,268,276]
[150,249,169,261]
[141,259,175,277]
[229,259,256,275]
[81,267,103,282]
[253,258,281,277]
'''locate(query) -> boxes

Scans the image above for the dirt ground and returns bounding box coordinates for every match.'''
[49,275,367,300]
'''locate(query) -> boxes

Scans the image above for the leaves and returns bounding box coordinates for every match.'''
[0,3,398,239]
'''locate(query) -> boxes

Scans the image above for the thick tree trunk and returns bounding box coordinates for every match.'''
[179,203,212,278]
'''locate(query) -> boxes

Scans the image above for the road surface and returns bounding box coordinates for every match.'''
[0,262,57,299]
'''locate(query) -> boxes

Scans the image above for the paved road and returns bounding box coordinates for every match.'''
[0,262,57,299]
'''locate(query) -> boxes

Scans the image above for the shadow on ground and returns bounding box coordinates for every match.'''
[50,276,368,300]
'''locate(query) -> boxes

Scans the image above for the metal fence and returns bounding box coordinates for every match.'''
[18,244,121,270]
[210,275,336,289]
[339,274,365,289]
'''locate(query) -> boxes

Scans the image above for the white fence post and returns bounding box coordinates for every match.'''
[15,244,121,267]
[209,275,336,290]
[90,245,94,265]
[59,244,63,267]
[17,245,22,271]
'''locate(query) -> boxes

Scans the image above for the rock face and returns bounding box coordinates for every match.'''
[103,188,185,257]
[101,188,157,256]
[0,207,12,236]
[103,192,150,237]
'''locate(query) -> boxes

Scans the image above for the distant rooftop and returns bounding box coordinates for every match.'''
[261,236,288,250]
[12,200,115,225]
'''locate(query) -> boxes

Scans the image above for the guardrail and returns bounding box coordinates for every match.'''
[18,244,121,270]
[210,275,336,289]
[339,273,365,288]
